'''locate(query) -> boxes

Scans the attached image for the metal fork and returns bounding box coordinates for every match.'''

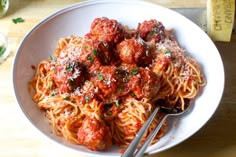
[121,104,191,157]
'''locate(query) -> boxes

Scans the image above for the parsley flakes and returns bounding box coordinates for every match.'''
[130,67,139,75]
[88,49,98,63]
[96,73,104,81]
[0,46,6,57]
[114,99,123,109]
[164,49,171,58]
[12,17,24,24]
[85,96,91,102]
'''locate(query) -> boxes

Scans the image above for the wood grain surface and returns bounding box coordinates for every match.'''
[0,1,235,157]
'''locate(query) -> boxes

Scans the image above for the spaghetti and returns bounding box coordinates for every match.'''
[29,17,206,151]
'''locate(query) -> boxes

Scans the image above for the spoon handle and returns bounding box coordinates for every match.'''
[134,114,169,157]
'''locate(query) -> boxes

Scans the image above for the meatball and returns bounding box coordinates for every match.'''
[127,67,160,99]
[89,17,124,43]
[78,37,121,70]
[92,66,118,97]
[77,116,112,151]
[150,53,169,75]
[77,39,102,73]
[96,41,120,66]
[137,19,166,42]
[117,38,152,66]
[113,63,137,97]
[53,61,86,93]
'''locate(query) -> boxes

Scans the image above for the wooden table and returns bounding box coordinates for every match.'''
[0,0,235,157]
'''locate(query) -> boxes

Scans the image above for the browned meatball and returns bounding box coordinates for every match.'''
[117,38,146,65]
[53,61,86,93]
[89,17,124,43]
[92,65,118,97]
[137,19,166,42]
[150,51,170,75]
[77,116,112,151]
[82,34,121,66]
[77,39,102,73]
[127,67,160,99]
[96,41,121,66]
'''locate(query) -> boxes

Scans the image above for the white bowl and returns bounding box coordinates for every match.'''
[13,0,224,156]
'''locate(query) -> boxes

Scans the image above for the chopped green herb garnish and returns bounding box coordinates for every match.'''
[96,73,104,81]
[157,48,162,53]
[130,92,135,97]
[68,78,74,89]
[116,69,122,74]
[12,17,24,24]
[51,93,56,97]
[164,49,171,58]
[92,49,98,55]
[84,45,89,50]
[113,99,123,109]
[0,46,6,57]
[88,49,98,63]
[66,64,74,72]
[88,55,94,63]
[130,67,138,75]
[114,100,119,106]
[150,28,158,35]
[85,96,90,102]
[49,55,55,61]
[64,96,70,100]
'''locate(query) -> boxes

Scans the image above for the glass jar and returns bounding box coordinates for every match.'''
[0,0,9,18]
[0,32,10,63]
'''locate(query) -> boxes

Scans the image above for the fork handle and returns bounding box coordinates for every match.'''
[121,107,160,157]
[134,114,169,157]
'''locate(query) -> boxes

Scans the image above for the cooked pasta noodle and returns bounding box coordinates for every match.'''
[29,17,206,151]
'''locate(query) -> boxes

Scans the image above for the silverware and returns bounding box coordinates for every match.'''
[121,103,191,157]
